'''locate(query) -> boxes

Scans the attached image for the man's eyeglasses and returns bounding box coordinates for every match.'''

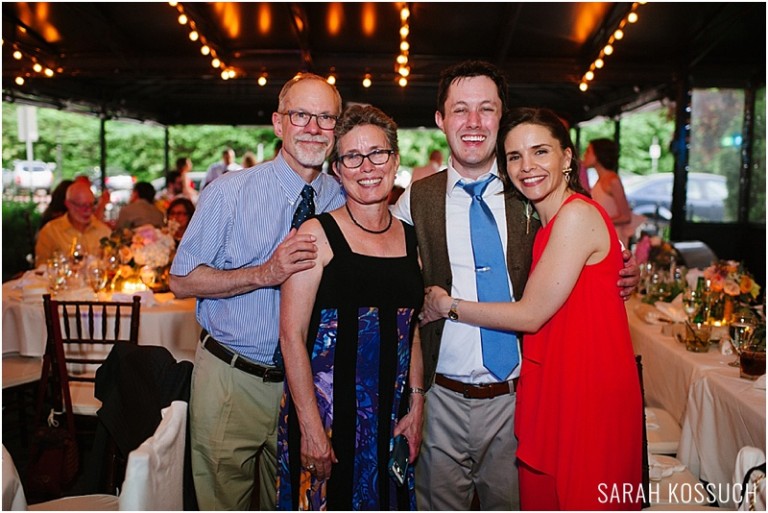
[338,149,396,169]
[67,200,95,211]
[280,110,338,130]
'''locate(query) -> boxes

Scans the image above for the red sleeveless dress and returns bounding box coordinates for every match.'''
[515,194,642,510]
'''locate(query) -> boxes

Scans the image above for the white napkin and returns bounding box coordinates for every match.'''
[112,291,157,307]
[13,269,48,290]
[648,453,686,481]
[655,302,687,323]
[635,303,673,325]
[55,287,98,301]
[720,339,734,356]
[645,408,660,431]
[754,375,766,390]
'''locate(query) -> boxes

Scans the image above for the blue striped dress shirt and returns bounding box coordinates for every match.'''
[171,154,345,364]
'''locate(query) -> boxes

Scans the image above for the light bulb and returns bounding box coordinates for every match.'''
[44,68,54,77]
[201,45,210,56]
[189,31,199,41]
[32,63,42,73]
[399,77,408,87]
[614,29,624,40]
[628,12,638,23]
[212,58,221,68]
[595,58,604,69]
[585,70,594,81]
[362,74,372,88]
[258,75,267,86]
[13,50,22,60]
[579,82,588,92]
[178,13,188,25]
[604,44,614,55]
[400,41,409,52]
[14,76,24,86]
[326,74,336,85]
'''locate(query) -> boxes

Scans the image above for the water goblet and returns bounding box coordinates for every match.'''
[86,260,108,294]
[681,289,702,322]
[726,312,757,367]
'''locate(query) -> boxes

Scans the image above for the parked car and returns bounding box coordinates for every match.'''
[9,160,55,193]
[625,172,728,223]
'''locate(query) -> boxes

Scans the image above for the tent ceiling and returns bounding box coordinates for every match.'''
[2,2,765,128]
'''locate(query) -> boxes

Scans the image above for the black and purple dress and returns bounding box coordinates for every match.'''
[276,213,423,511]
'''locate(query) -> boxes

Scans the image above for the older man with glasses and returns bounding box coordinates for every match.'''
[35,179,112,266]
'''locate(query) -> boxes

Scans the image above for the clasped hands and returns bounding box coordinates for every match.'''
[419,286,452,325]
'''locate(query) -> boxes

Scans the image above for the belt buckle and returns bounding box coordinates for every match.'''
[262,367,283,382]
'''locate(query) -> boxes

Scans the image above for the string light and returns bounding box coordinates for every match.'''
[7,39,59,86]
[362,73,372,88]
[579,2,644,92]
[326,69,336,86]
[170,2,234,80]
[395,3,411,87]
[258,73,268,86]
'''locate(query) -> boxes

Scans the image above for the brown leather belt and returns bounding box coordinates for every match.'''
[200,330,284,382]
[435,373,518,399]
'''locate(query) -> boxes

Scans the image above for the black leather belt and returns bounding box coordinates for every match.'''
[200,330,284,382]
[435,373,517,399]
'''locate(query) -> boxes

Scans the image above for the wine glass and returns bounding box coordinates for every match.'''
[70,238,87,279]
[681,289,702,322]
[726,311,757,367]
[86,260,108,294]
[46,256,69,293]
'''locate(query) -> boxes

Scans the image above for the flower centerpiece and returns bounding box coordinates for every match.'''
[100,223,177,293]
[702,260,761,322]
[634,234,681,268]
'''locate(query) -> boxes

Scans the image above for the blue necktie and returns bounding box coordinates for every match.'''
[292,185,315,229]
[274,185,316,369]
[460,175,519,380]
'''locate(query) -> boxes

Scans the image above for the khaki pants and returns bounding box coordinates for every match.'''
[415,383,519,511]
[190,344,283,510]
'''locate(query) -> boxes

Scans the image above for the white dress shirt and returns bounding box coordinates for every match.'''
[392,158,521,383]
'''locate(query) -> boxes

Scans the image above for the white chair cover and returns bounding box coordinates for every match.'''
[118,400,187,511]
[734,446,766,511]
[2,445,28,511]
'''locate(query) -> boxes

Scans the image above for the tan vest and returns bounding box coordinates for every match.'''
[410,171,540,387]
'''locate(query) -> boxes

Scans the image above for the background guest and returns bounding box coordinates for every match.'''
[202,147,242,189]
[157,157,199,212]
[35,180,111,266]
[278,104,423,510]
[166,197,195,244]
[410,149,443,183]
[115,181,164,229]
[39,179,74,229]
[242,151,258,168]
[583,138,644,248]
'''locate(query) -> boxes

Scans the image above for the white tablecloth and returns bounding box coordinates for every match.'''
[2,280,201,362]
[626,296,766,508]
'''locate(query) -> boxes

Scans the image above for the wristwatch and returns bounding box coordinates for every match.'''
[448,298,461,321]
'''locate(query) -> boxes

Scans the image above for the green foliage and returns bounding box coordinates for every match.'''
[749,89,766,223]
[396,129,448,169]
[690,89,745,222]
[576,106,676,176]
[2,201,40,281]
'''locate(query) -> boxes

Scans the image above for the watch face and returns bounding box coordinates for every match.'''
[448,311,458,321]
